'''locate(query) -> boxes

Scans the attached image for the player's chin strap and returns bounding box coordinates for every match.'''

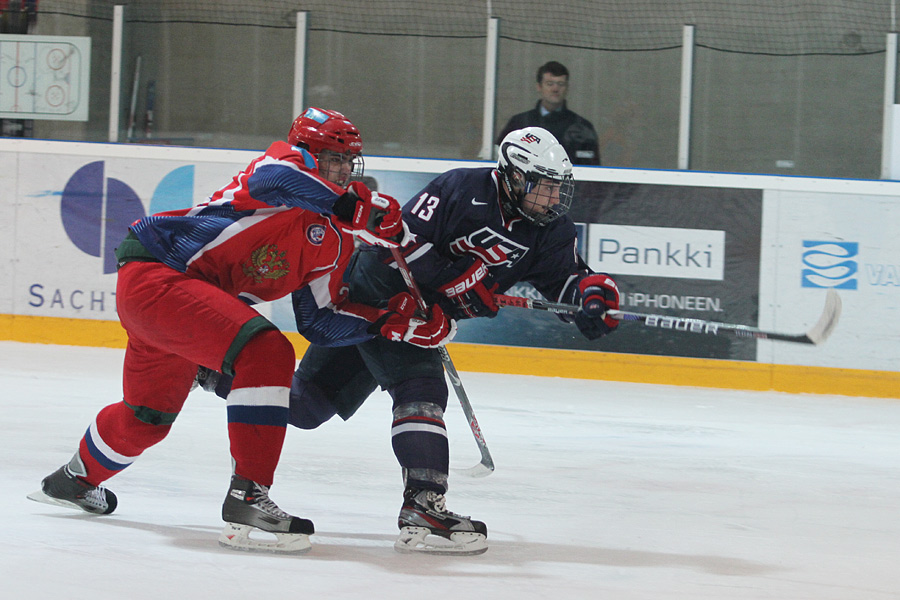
[389,247,495,478]
[494,289,842,346]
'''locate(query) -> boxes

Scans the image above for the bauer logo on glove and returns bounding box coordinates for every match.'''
[442,262,490,298]
[435,249,505,320]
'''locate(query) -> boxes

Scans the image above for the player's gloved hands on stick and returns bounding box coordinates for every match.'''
[575,273,620,340]
[437,255,501,320]
[333,181,410,248]
[376,292,457,348]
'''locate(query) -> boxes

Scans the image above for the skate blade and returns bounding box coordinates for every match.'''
[394,526,488,556]
[27,489,89,513]
[218,522,311,554]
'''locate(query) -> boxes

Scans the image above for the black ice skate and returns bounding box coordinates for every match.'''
[219,475,314,554]
[395,488,488,555]
[27,454,117,515]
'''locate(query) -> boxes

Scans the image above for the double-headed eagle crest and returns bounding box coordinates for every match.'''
[241,244,290,282]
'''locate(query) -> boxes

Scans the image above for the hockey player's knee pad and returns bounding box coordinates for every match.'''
[288,373,338,429]
[231,329,295,390]
[389,377,448,412]
[392,400,444,423]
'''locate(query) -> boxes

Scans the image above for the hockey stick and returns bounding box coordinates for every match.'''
[389,247,495,477]
[494,288,841,345]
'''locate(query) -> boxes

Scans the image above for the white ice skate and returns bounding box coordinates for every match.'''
[218,522,312,554]
[218,475,314,554]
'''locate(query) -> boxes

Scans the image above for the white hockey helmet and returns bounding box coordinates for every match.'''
[497,127,574,226]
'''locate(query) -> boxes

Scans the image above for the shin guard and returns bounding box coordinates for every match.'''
[389,377,450,493]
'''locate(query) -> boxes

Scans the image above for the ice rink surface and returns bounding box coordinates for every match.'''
[3,341,899,599]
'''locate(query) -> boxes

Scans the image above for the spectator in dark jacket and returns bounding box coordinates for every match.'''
[496,61,600,166]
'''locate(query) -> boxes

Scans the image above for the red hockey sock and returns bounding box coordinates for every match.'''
[226,330,295,486]
[78,401,172,486]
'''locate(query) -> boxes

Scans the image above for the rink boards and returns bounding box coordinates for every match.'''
[0,139,898,398]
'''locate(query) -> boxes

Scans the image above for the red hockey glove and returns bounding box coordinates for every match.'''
[437,256,500,320]
[333,181,410,248]
[574,273,620,340]
[379,293,456,348]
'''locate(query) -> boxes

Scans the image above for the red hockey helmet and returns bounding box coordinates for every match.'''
[288,107,364,186]
[288,107,363,156]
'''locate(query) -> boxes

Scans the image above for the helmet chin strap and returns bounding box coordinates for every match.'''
[498,170,522,220]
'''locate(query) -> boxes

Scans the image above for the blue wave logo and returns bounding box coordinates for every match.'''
[60,162,194,273]
[801,240,858,289]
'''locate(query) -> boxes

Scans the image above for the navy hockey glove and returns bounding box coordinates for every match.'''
[333,181,410,248]
[574,273,620,340]
[437,256,500,320]
[374,292,457,348]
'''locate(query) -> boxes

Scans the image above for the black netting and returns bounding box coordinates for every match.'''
[37,0,900,55]
[39,1,489,33]
[492,1,895,55]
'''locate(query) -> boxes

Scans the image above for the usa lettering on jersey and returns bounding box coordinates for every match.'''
[450,228,528,267]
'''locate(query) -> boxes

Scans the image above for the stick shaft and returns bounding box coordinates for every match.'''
[494,290,841,346]
[389,248,495,474]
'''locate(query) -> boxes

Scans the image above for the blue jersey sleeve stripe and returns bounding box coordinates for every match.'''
[291,286,375,347]
[131,208,260,272]
[248,164,339,212]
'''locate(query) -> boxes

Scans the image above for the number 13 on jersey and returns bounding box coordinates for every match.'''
[410,193,440,221]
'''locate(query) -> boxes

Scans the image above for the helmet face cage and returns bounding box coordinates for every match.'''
[519,171,575,226]
[498,127,574,226]
[288,107,364,186]
[316,150,365,188]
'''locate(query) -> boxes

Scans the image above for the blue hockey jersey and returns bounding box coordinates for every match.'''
[393,167,585,305]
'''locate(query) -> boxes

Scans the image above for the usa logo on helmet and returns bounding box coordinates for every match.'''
[520,133,541,144]
[306,224,326,245]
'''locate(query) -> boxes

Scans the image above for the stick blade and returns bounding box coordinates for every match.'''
[452,460,494,478]
[805,289,842,345]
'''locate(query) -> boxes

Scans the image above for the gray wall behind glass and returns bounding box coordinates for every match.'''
[26,12,890,180]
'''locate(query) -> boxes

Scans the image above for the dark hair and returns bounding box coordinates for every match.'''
[536,61,569,83]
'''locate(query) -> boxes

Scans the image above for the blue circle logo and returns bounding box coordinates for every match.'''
[306,224,326,245]
[60,162,195,273]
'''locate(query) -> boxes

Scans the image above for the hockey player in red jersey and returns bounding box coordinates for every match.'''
[28,108,454,554]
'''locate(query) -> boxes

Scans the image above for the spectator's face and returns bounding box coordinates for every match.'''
[537,74,568,110]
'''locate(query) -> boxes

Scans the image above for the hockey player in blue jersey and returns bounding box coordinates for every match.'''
[197,127,619,552]
[285,127,621,554]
